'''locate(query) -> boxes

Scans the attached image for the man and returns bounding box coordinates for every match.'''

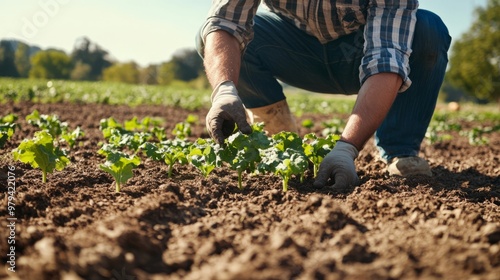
[196,1,451,189]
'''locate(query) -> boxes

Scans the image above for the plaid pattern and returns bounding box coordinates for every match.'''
[201,0,419,91]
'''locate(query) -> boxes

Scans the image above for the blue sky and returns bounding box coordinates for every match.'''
[0,0,487,66]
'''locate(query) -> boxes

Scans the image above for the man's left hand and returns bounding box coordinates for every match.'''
[313,141,360,189]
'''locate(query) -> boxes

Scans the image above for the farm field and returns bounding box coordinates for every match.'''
[0,79,499,280]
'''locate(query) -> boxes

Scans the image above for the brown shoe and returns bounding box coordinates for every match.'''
[387,156,432,177]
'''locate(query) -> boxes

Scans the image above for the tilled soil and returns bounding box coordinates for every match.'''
[0,101,499,280]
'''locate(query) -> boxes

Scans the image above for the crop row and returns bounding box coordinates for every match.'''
[2,109,499,192]
[3,111,339,192]
[0,78,355,115]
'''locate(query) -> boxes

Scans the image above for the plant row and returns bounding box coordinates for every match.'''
[3,110,499,192]
[97,116,340,192]
[3,111,339,192]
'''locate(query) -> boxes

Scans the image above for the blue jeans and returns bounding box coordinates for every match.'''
[197,9,451,161]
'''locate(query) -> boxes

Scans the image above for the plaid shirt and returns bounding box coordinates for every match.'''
[200,0,418,91]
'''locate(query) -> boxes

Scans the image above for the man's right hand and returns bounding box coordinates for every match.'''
[206,81,252,145]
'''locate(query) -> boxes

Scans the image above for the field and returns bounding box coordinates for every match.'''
[0,78,499,280]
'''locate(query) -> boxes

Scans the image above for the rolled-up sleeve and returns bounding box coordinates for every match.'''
[199,0,260,55]
[360,0,418,92]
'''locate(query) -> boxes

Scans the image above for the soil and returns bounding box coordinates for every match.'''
[0,101,499,280]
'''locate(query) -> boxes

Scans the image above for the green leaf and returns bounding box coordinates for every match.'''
[26,110,68,138]
[303,133,339,177]
[60,126,85,148]
[188,138,220,177]
[0,122,16,148]
[12,130,69,183]
[275,149,309,192]
[99,148,140,192]
[143,139,191,177]
[272,131,303,152]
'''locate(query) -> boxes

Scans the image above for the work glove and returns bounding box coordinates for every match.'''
[313,141,360,189]
[206,81,252,145]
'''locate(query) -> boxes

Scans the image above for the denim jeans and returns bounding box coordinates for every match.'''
[197,9,451,161]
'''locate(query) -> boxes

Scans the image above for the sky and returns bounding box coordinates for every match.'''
[0,0,488,67]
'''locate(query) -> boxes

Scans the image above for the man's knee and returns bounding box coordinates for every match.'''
[412,9,452,66]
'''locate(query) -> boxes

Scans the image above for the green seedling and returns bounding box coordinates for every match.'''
[142,139,190,177]
[303,133,339,177]
[61,127,85,148]
[275,150,309,192]
[321,118,345,136]
[172,121,192,139]
[100,117,151,152]
[151,126,167,142]
[301,119,314,129]
[12,130,70,183]
[98,144,141,192]
[272,131,303,152]
[220,124,270,190]
[27,110,84,148]
[188,138,221,178]
[124,116,163,132]
[0,114,18,148]
[460,125,500,145]
[26,110,68,138]
[258,147,308,192]
[185,114,199,125]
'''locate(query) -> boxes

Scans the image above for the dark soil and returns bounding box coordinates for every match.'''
[0,101,499,280]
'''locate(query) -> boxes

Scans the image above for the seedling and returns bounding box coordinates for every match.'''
[188,138,221,178]
[142,139,190,177]
[258,147,308,192]
[61,127,85,148]
[100,117,151,152]
[301,119,314,129]
[220,124,270,190]
[12,130,70,183]
[98,144,141,192]
[26,110,68,138]
[303,133,339,177]
[172,121,192,139]
[275,149,309,192]
[321,118,345,136]
[0,114,18,148]
[26,110,84,148]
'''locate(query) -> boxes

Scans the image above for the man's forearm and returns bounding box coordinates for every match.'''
[341,73,402,150]
[204,31,242,88]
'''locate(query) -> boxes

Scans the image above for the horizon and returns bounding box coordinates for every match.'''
[1,0,487,66]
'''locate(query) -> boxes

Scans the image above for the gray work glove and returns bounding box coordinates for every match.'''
[206,81,252,145]
[313,141,360,189]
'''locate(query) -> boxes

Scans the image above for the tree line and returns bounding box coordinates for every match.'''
[0,37,207,88]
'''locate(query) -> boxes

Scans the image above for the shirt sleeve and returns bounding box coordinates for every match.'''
[199,0,260,55]
[360,0,418,92]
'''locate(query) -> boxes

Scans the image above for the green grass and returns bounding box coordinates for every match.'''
[1,78,498,147]
[0,78,211,110]
[0,78,356,114]
[1,78,498,121]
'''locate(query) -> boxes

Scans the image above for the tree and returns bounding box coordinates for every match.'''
[447,0,500,102]
[156,49,205,85]
[140,64,159,85]
[170,49,204,81]
[70,37,112,80]
[102,62,140,84]
[0,41,19,77]
[14,41,32,77]
[157,61,177,85]
[70,61,92,80]
[29,50,72,79]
